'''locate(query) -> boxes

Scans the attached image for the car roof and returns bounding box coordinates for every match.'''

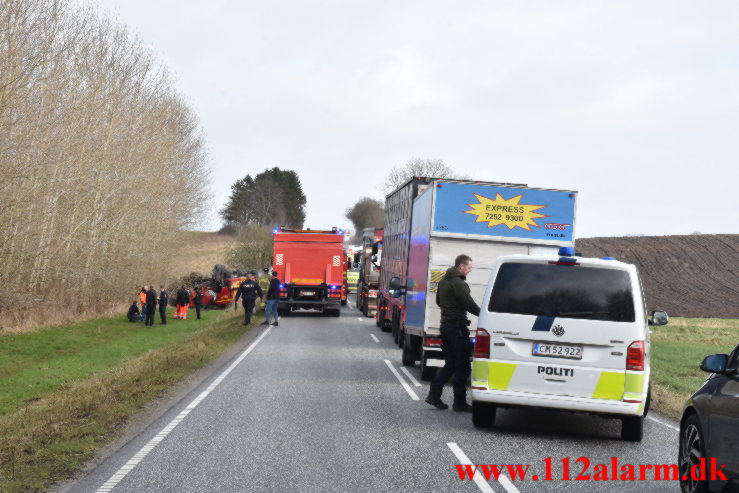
[496,254,635,270]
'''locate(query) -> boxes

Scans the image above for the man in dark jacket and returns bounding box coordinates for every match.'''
[193,288,203,320]
[426,254,480,412]
[234,272,263,325]
[145,285,157,326]
[158,286,168,325]
[127,301,140,322]
[263,271,281,326]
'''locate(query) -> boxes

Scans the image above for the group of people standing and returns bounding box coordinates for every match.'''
[173,286,204,321]
[234,270,281,326]
[127,285,204,325]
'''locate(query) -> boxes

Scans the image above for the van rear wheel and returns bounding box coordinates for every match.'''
[621,415,643,442]
[472,401,497,428]
[401,343,415,367]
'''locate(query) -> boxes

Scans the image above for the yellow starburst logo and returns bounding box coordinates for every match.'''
[464,193,548,231]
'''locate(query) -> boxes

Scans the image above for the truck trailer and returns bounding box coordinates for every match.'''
[376,178,577,380]
[271,227,346,317]
[355,227,383,318]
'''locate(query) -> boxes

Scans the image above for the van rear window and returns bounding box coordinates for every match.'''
[489,263,635,322]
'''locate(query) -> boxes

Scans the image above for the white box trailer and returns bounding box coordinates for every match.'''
[392,179,578,380]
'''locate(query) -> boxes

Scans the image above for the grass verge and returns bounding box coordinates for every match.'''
[650,317,739,419]
[0,307,259,492]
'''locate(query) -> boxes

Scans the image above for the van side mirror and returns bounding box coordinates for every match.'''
[700,354,728,373]
[649,310,668,326]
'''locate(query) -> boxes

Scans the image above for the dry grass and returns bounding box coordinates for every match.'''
[0,309,258,492]
[173,232,238,278]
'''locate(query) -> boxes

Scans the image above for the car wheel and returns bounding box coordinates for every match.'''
[679,414,709,493]
[621,415,643,442]
[472,401,496,428]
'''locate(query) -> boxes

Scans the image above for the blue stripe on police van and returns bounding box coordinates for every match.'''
[532,315,556,332]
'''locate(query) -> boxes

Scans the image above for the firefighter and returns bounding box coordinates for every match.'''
[193,287,203,320]
[263,271,281,326]
[234,272,263,326]
[158,286,168,325]
[175,286,188,319]
[139,286,148,322]
[145,285,157,326]
[425,254,480,412]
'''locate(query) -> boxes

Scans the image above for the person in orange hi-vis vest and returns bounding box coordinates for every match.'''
[138,286,148,322]
[175,286,190,319]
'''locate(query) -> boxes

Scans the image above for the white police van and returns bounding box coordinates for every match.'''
[471,247,668,441]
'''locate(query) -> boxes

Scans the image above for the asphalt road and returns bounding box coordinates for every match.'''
[68,302,682,493]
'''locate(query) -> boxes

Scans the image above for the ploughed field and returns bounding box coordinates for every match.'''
[577,234,739,318]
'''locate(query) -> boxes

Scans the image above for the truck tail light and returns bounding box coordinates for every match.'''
[425,337,442,347]
[626,341,644,371]
[474,329,490,359]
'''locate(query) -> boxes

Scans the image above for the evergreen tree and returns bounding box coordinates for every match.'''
[221,168,306,229]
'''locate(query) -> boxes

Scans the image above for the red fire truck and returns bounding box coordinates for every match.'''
[272,227,346,317]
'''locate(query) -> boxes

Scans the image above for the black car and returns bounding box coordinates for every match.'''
[679,343,739,493]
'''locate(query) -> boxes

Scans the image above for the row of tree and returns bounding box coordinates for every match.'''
[220,159,465,269]
[0,0,210,329]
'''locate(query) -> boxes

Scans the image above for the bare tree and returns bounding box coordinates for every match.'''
[345,198,384,242]
[381,157,469,195]
[0,0,211,331]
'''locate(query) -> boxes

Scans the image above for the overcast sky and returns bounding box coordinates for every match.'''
[98,0,739,238]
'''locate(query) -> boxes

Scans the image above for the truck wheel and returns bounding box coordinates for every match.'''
[420,351,437,381]
[362,303,369,317]
[621,415,643,442]
[472,401,496,428]
[341,299,347,306]
[282,307,291,317]
[401,343,415,367]
[391,310,400,344]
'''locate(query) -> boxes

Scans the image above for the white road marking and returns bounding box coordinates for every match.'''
[357,317,363,322]
[399,366,422,387]
[647,415,679,432]
[370,334,380,343]
[447,442,520,493]
[95,326,274,493]
[447,442,496,493]
[383,359,419,400]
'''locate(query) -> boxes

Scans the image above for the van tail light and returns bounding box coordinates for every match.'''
[474,329,490,359]
[626,341,645,371]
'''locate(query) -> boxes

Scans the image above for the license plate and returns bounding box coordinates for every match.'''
[301,290,315,296]
[532,342,583,360]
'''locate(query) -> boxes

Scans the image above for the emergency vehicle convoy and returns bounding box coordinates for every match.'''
[355,227,383,318]
[376,178,579,380]
[271,227,346,317]
[471,249,668,441]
